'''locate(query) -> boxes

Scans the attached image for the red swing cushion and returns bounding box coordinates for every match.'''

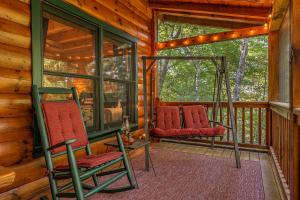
[156,106,181,129]
[182,105,225,136]
[42,101,88,154]
[182,105,209,128]
[151,106,181,137]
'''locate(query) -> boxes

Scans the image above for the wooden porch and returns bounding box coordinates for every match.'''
[0,0,299,199]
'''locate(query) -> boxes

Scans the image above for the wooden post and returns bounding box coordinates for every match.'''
[268,31,279,101]
[291,0,300,198]
[142,57,150,171]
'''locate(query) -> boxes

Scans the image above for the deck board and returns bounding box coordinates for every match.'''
[153,142,282,200]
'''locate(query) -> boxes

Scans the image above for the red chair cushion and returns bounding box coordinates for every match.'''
[182,105,210,128]
[156,106,181,129]
[42,101,88,154]
[55,152,123,170]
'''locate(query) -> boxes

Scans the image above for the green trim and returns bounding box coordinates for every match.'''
[31,0,43,86]
[99,28,105,131]
[134,43,139,124]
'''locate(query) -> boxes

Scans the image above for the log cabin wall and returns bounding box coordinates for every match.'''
[0,0,152,199]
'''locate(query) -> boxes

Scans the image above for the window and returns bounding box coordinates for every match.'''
[103,33,136,128]
[32,1,138,146]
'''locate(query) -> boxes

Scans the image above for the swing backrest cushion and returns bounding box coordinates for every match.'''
[182,105,210,128]
[156,106,181,129]
[42,100,88,154]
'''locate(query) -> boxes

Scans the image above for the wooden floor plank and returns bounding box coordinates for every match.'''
[212,148,223,157]
[222,149,232,158]
[249,152,260,161]
[259,153,281,200]
[240,151,250,160]
[205,148,215,156]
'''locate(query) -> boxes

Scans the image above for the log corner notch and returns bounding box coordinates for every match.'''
[155,25,269,50]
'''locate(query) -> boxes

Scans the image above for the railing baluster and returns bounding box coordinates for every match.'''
[234,107,237,135]
[250,107,253,144]
[258,108,262,144]
[227,106,230,142]
[242,107,245,143]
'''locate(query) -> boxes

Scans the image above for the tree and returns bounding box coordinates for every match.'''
[233,38,249,101]
[157,21,268,102]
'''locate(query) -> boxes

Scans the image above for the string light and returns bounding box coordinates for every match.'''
[183,40,190,45]
[264,23,268,30]
[157,42,164,49]
[250,30,254,34]
[213,36,218,40]
[170,42,176,47]
[268,14,272,18]
[198,35,204,41]
[232,33,237,38]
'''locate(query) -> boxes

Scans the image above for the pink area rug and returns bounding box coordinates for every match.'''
[91,148,264,200]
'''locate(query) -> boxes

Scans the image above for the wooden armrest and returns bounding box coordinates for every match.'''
[209,120,232,129]
[47,138,77,151]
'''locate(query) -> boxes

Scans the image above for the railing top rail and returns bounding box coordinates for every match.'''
[158,101,269,108]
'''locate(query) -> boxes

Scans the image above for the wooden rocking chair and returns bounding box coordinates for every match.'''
[32,85,135,200]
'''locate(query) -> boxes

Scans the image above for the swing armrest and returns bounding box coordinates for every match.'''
[209,120,232,129]
[47,138,77,151]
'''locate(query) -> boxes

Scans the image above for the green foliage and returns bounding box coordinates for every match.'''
[158,21,268,102]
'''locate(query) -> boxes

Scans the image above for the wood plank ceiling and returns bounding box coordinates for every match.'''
[149,0,273,29]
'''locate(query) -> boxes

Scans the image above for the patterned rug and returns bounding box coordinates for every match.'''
[90,147,264,200]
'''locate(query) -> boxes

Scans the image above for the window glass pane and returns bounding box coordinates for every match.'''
[104,81,128,127]
[43,75,95,128]
[103,35,132,81]
[43,14,96,75]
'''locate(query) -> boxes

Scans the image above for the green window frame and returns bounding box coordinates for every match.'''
[32,0,138,155]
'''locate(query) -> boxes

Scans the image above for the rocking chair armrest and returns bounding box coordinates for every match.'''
[209,120,232,129]
[47,138,77,151]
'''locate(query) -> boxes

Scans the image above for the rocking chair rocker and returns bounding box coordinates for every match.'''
[32,85,135,200]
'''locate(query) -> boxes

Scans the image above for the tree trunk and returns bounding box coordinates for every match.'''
[233,38,249,101]
[158,59,169,95]
[158,25,182,95]
[194,63,201,101]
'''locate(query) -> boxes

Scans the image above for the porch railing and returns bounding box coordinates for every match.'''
[157,101,269,149]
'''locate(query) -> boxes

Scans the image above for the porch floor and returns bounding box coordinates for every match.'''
[153,141,283,200]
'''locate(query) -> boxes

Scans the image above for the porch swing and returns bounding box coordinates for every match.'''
[142,56,241,168]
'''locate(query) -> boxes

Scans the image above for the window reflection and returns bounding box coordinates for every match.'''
[102,34,134,128]
[104,81,127,127]
[103,36,132,80]
[43,75,95,128]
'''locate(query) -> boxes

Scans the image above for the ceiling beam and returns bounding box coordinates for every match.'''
[149,0,272,8]
[156,25,268,50]
[158,11,268,24]
[160,14,261,29]
[149,2,271,21]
